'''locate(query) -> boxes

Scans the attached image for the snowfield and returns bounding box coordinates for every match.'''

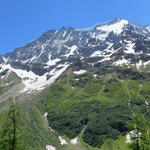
[0,63,69,93]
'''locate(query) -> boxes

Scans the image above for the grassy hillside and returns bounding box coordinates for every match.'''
[0,71,21,96]
[36,65,150,149]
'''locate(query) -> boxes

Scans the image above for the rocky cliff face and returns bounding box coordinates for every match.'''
[0,17,150,93]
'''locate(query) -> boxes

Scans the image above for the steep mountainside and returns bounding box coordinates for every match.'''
[0,18,150,93]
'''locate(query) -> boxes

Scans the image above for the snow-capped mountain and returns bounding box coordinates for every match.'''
[1,17,150,93]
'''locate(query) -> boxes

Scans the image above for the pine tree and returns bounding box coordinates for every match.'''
[0,97,23,150]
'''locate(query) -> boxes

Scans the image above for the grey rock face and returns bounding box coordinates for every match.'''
[1,18,150,76]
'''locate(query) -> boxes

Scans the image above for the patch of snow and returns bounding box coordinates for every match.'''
[52,33,72,53]
[49,126,54,132]
[63,45,78,58]
[74,70,86,75]
[125,42,135,54]
[145,101,149,106]
[5,81,14,86]
[46,145,56,150]
[126,133,131,143]
[1,76,5,79]
[75,78,79,81]
[113,58,129,66]
[140,83,142,88]
[63,30,67,37]
[47,58,60,66]
[0,63,69,93]
[36,42,47,60]
[126,130,141,143]
[58,136,68,145]
[98,56,111,63]
[44,112,48,118]
[22,58,31,63]
[90,43,114,58]
[71,137,78,144]
[96,19,128,35]
[2,56,8,64]
[29,56,37,62]
[46,53,60,66]
[136,60,142,70]
[90,51,103,57]
[80,56,84,60]
[93,74,98,78]
[0,69,11,79]
[128,100,131,107]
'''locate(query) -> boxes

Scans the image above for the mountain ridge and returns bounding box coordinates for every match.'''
[0,18,150,93]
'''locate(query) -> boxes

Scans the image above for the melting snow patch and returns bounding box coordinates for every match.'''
[63,45,78,58]
[136,60,142,70]
[90,51,102,57]
[125,42,135,54]
[74,70,86,75]
[145,101,149,106]
[49,126,54,132]
[46,145,56,150]
[113,58,129,66]
[5,81,14,86]
[126,130,141,143]
[2,56,9,64]
[75,78,79,81]
[93,74,98,78]
[46,53,60,66]
[126,133,131,143]
[58,136,68,145]
[71,137,78,144]
[44,112,48,118]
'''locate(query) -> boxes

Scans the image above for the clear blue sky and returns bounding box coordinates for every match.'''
[0,0,150,54]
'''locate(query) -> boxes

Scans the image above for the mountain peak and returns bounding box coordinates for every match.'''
[108,17,128,24]
[76,17,128,32]
[94,18,128,35]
